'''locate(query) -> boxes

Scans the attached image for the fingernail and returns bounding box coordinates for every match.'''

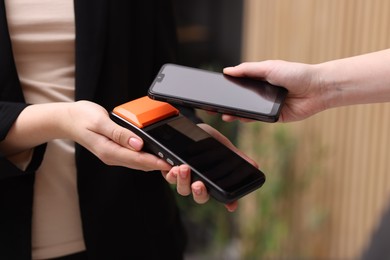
[129,137,142,150]
[194,187,202,196]
[179,167,188,179]
[172,166,178,178]
[226,206,235,212]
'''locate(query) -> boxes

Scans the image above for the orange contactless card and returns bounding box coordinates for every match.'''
[112,96,179,128]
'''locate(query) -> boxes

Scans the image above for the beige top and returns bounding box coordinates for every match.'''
[5,0,85,259]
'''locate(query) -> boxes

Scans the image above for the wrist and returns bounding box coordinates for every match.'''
[0,103,71,155]
[26,102,72,141]
[314,62,347,110]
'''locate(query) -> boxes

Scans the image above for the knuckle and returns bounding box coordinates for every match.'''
[96,150,113,165]
[178,188,191,196]
[111,128,125,144]
[133,152,144,166]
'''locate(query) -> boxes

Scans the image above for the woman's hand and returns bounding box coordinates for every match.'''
[223,60,327,123]
[223,50,390,123]
[64,101,172,171]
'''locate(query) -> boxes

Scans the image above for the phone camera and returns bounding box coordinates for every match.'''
[156,73,165,82]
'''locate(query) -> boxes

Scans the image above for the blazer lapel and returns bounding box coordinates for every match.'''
[0,0,24,101]
[74,0,109,101]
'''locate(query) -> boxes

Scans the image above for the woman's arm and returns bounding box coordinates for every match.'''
[316,49,390,108]
[0,101,171,171]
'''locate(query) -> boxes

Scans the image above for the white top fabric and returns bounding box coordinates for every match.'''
[5,0,85,258]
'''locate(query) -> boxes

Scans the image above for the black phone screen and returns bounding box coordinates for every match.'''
[143,116,265,198]
[148,63,287,122]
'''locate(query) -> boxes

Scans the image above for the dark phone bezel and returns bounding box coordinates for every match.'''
[147,63,288,123]
[109,112,265,204]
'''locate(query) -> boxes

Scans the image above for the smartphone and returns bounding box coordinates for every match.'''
[148,63,288,123]
[110,96,266,204]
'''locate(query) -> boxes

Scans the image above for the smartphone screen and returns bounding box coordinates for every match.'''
[148,63,288,122]
[144,116,265,198]
[110,112,266,203]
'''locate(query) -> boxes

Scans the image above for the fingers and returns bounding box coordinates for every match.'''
[223,65,245,77]
[225,201,238,212]
[101,120,144,151]
[191,181,209,204]
[223,62,258,77]
[221,114,255,123]
[165,165,192,196]
[221,114,238,122]
[223,62,270,79]
[97,140,172,171]
[164,165,238,211]
[164,165,210,204]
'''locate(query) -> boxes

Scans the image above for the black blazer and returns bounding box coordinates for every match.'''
[0,1,196,259]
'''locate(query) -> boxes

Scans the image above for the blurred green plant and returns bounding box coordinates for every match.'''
[175,110,241,257]
[239,122,297,258]
[239,122,327,259]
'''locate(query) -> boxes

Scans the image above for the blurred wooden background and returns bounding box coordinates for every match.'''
[238,0,390,259]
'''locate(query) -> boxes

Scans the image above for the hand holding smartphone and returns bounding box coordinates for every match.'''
[110,96,266,204]
[148,63,288,122]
